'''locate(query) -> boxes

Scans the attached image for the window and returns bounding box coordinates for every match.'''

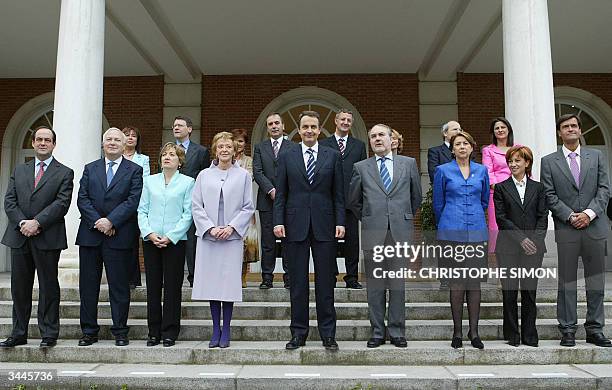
[280,103,339,142]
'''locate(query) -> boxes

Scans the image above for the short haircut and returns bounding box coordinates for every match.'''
[449,131,477,157]
[266,112,283,124]
[31,125,56,144]
[505,145,534,177]
[391,128,403,153]
[122,125,142,153]
[369,123,392,137]
[298,110,320,126]
[159,142,186,168]
[211,131,238,158]
[231,128,249,144]
[173,115,193,128]
[489,117,515,146]
[335,108,353,119]
[102,127,126,144]
[556,113,582,131]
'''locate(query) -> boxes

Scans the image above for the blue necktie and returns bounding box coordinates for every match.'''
[106,161,116,187]
[306,148,315,185]
[379,157,391,192]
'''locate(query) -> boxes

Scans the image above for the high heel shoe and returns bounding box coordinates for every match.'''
[451,336,463,349]
[468,331,484,349]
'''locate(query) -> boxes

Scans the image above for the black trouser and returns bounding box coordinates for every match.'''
[286,228,337,339]
[185,223,196,284]
[143,241,185,340]
[10,240,61,340]
[259,210,288,282]
[334,209,360,282]
[79,243,131,337]
[497,252,543,344]
[128,234,142,286]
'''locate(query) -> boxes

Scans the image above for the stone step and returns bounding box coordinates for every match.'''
[3,300,611,321]
[1,318,608,341]
[2,285,610,303]
[0,362,609,389]
[1,340,611,367]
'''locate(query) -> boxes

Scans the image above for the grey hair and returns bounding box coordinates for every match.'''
[102,127,127,144]
[369,123,393,136]
[441,122,450,135]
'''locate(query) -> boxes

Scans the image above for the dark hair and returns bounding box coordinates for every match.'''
[505,145,534,177]
[31,126,56,144]
[231,128,249,144]
[449,131,477,159]
[266,112,283,124]
[489,117,514,146]
[335,108,353,118]
[556,113,582,131]
[122,125,142,153]
[173,115,193,128]
[298,110,320,126]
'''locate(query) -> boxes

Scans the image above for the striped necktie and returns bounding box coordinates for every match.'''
[379,157,391,192]
[273,140,279,158]
[306,148,315,185]
[34,161,45,189]
[338,138,345,156]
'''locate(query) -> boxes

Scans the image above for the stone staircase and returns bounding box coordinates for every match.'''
[1,279,612,389]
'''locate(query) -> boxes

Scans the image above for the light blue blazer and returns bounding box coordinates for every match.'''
[138,171,195,244]
[132,152,151,177]
[433,160,489,242]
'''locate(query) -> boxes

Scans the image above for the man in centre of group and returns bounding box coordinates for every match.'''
[273,110,345,351]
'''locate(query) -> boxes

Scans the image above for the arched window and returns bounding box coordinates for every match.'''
[19,109,55,163]
[280,102,339,142]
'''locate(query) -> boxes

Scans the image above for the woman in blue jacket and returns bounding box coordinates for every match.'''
[433,131,489,350]
[138,143,194,347]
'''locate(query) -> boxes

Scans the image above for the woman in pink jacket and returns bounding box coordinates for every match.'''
[481,117,515,253]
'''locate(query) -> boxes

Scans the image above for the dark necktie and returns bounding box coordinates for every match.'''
[273,140,279,158]
[338,138,345,156]
[34,162,45,189]
[306,148,315,185]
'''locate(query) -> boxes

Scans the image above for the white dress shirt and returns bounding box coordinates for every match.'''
[376,151,394,182]
[301,142,318,168]
[105,156,123,175]
[561,144,595,221]
[34,156,54,176]
[512,175,526,204]
[271,136,284,149]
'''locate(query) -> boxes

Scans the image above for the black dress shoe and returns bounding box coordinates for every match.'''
[162,338,175,347]
[259,280,273,290]
[284,281,290,289]
[451,336,463,349]
[390,337,407,348]
[367,338,385,348]
[560,333,576,347]
[507,337,520,347]
[78,334,98,346]
[285,336,306,350]
[115,335,129,347]
[0,337,27,348]
[345,280,363,290]
[146,336,160,347]
[322,337,339,351]
[522,341,539,347]
[39,338,57,348]
[586,333,612,347]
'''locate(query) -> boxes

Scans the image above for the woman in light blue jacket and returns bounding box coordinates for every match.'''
[123,126,150,288]
[138,142,194,347]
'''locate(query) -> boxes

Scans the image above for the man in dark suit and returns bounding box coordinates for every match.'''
[274,110,345,351]
[0,127,73,349]
[349,124,421,348]
[253,112,293,289]
[426,120,462,184]
[76,127,143,347]
[320,109,367,289]
[173,115,211,287]
[541,113,611,348]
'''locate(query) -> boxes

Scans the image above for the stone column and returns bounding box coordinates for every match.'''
[502,0,557,178]
[52,0,105,285]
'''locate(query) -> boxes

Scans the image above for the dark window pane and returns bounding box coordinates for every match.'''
[584,127,605,145]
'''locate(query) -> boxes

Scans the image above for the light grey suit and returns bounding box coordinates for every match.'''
[541,147,610,335]
[348,155,421,339]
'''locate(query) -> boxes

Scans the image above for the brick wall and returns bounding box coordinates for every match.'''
[201,74,420,164]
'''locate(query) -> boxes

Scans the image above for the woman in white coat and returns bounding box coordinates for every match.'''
[191,132,254,348]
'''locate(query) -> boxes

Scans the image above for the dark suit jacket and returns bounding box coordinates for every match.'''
[252,138,295,211]
[427,143,453,184]
[2,158,74,250]
[541,147,610,242]
[180,140,211,179]
[320,135,367,207]
[273,144,345,242]
[493,176,548,254]
[76,158,143,249]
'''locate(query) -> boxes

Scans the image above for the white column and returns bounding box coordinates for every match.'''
[52,0,105,285]
[502,0,557,179]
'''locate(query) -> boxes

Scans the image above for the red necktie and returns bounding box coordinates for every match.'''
[34,162,45,188]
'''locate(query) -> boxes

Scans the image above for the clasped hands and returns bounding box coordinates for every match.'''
[273,225,345,239]
[209,225,235,240]
[569,212,590,230]
[20,219,41,237]
[94,218,116,237]
[147,232,171,248]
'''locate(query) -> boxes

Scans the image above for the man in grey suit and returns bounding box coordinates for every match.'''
[541,113,611,347]
[0,126,74,348]
[174,115,211,287]
[348,124,422,348]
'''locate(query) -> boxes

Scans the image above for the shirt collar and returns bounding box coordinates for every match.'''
[271,137,283,146]
[105,156,123,166]
[562,144,581,158]
[177,139,190,150]
[444,141,450,148]
[377,151,393,161]
[334,134,348,143]
[512,175,526,187]
[34,155,54,167]
[301,142,318,154]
